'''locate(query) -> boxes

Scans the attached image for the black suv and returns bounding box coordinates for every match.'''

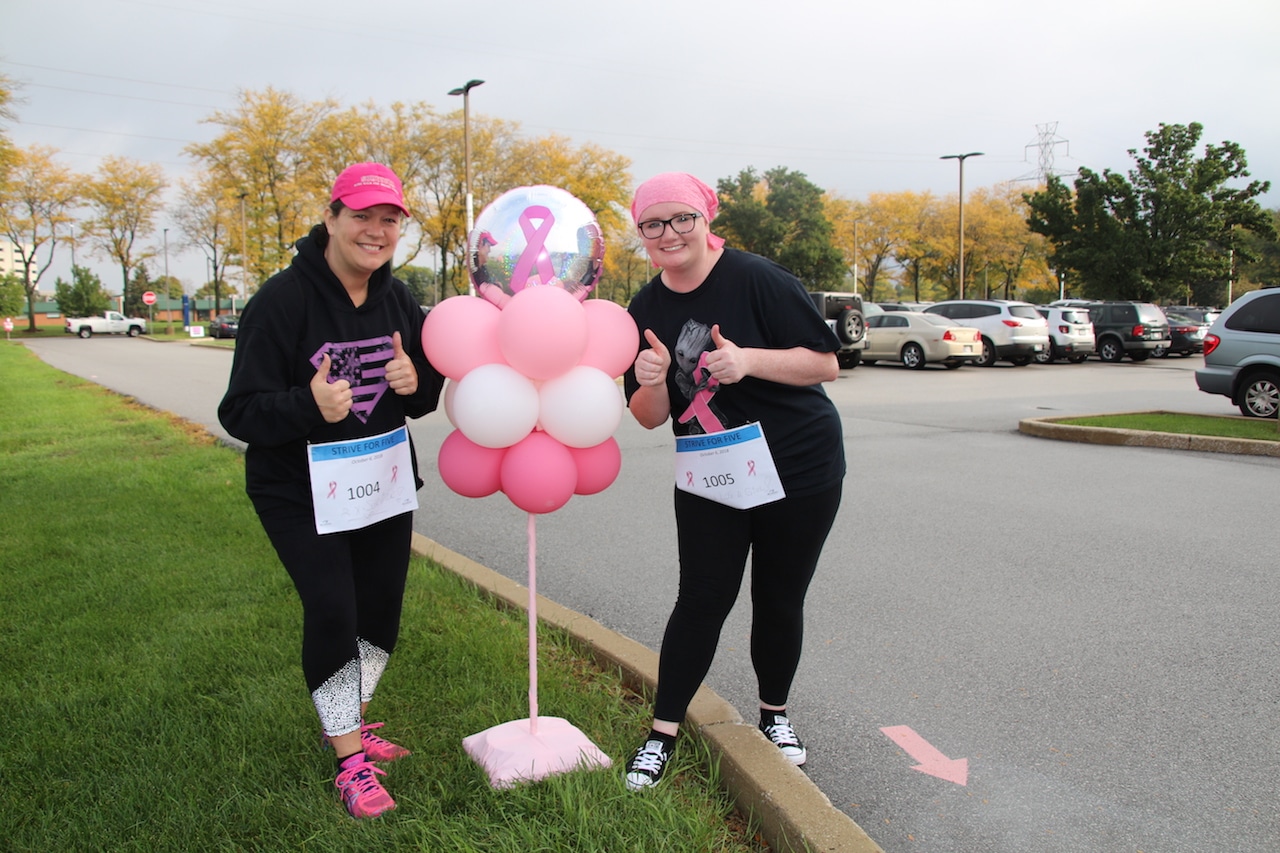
[809,291,867,369]
[1087,301,1171,362]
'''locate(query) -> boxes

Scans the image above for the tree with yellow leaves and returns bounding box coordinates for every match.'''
[0,145,80,331]
[81,155,167,318]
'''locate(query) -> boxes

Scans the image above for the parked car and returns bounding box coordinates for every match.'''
[1086,301,1171,362]
[208,314,240,339]
[1195,286,1280,418]
[809,291,867,369]
[64,311,147,338]
[876,302,930,312]
[862,311,983,369]
[1034,305,1095,363]
[1155,309,1208,357]
[922,299,1050,367]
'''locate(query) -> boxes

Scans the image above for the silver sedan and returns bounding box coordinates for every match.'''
[862,312,983,369]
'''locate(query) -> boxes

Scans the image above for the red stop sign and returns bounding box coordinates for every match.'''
[142,291,157,305]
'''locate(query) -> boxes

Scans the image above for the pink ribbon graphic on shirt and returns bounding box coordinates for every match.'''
[677,351,725,433]
[509,205,557,293]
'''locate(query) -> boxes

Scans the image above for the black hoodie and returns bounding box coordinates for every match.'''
[218,224,444,520]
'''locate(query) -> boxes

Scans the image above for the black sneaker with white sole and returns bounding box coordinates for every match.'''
[624,738,674,791]
[760,714,807,766]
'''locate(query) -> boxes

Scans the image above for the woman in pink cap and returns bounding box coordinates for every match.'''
[219,163,445,818]
[621,172,845,790]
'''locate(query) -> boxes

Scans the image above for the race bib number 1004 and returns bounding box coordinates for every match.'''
[307,425,418,534]
[674,422,785,510]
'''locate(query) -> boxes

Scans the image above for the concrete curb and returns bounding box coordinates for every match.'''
[1019,410,1280,457]
[411,532,885,853]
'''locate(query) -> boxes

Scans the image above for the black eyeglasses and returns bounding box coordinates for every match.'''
[637,212,701,240]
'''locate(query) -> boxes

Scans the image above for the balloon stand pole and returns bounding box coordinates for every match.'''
[463,513,612,788]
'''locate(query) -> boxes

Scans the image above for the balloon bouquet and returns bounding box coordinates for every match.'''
[421,186,638,788]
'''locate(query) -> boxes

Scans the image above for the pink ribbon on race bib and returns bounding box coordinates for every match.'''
[686,471,694,487]
[677,352,725,433]
[747,460,756,476]
[509,205,558,293]
[327,481,337,499]
[391,465,398,483]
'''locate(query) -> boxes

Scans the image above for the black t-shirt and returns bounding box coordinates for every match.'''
[623,249,846,496]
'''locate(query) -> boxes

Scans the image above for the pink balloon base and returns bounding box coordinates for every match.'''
[463,716,612,789]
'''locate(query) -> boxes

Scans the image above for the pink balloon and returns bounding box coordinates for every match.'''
[498,285,587,380]
[438,429,505,498]
[421,296,505,381]
[569,438,622,495]
[580,299,640,379]
[500,431,577,514]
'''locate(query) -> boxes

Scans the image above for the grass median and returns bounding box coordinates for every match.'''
[1056,411,1280,440]
[0,342,767,853]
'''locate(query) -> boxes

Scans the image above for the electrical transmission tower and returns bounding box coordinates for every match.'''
[1017,122,1071,184]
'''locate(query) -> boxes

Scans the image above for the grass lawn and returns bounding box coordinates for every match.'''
[1056,410,1280,441]
[0,342,767,853]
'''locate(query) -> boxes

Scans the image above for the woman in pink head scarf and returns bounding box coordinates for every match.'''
[621,172,847,791]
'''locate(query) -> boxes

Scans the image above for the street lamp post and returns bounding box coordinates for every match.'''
[163,228,173,335]
[940,151,983,299]
[238,192,249,312]
[852,218,862,297]
[449,79,485,297]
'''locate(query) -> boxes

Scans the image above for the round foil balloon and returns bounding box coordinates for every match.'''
[469,186,604,308]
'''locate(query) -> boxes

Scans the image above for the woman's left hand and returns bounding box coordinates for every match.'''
[385,331,419,396]
[702,324,749,385]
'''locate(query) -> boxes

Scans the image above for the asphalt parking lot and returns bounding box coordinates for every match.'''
[23,337,1280,853]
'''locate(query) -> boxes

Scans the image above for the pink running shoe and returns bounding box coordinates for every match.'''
[334,754,395,819]
[322,721,412,763]
[358,721,411,763]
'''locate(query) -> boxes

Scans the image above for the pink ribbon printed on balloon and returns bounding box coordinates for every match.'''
[468,186,605,309]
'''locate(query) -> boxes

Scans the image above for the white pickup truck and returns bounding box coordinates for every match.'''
[65,311,148,338]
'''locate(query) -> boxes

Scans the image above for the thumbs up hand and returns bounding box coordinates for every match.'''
[312,353,353,423]
[703,324,747,385]
[385,331,419,396]
[634,328,671,387]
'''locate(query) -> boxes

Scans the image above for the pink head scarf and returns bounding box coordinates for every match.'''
[630,172,726,251]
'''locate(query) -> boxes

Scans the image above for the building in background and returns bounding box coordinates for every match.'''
[0,238,35,284]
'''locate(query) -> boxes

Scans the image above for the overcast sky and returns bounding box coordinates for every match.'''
[4,0,1278,291]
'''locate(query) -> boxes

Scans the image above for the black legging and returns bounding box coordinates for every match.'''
[654,482,842,724]
[259,511,413,737]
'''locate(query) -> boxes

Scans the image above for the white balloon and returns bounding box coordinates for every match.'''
[452,364,540,449]
[442,378,458,428]
[537,365,624,448]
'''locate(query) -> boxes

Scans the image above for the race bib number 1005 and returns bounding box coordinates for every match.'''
[674,422,785,510]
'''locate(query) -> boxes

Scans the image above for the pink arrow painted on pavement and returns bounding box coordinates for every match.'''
[880,725,969,786]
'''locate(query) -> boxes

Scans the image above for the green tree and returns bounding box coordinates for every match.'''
[396,264,436,306]
[0,273,25,318]
[1236,208,1280,293]
[1025,122,1274,304]
[53,265,111,318]
[714,167,844,289]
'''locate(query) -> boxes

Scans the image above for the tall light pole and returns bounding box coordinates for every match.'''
[449,79,485,297]
[940,152,983,299]
[163,227,173,335]
[852,218,862,296]
[238,192,249,312]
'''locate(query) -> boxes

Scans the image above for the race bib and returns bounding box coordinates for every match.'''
[307,425,418,534]
[674,422,785,510]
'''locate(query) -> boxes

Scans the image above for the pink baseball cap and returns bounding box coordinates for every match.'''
[478,231,498,246]
[330,162,409,216]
